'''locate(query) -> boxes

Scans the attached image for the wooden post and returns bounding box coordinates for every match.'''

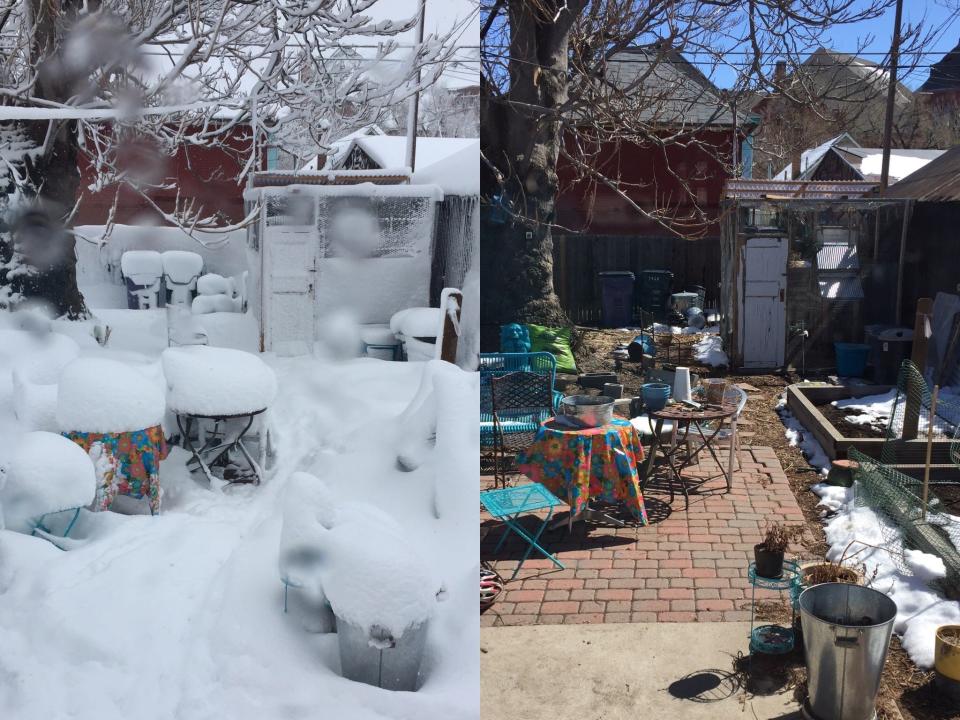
[895,200,913,326]
[880,0,904,190]
[922,384,939,521]
[440,290,463,364]
[903,297,933,440]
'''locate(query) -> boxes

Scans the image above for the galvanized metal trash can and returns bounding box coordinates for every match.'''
[799,583,897,720]
[337,619,429,691]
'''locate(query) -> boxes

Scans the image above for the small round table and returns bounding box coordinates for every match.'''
[517,417,648,529]
[645,402,738,508]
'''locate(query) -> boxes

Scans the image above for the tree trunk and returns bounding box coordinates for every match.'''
[13,0,89,319]
[481,1,586,341]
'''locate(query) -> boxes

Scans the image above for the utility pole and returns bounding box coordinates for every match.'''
[880,0,904,190]
[404,0,427,173]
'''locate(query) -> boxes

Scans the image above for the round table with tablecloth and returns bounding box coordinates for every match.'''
[517,417,647,524]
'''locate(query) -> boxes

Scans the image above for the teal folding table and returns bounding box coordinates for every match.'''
[480,483,565,580]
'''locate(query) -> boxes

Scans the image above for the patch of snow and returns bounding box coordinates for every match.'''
[391,307,442,338]
[57,358,165,433]
[162,346,277,415]
[1,431,97,533]
[693,333,729,367]
[832,389,897,429]
[860,153,936,182]
[778,401,831,477]
[196,273,232,296]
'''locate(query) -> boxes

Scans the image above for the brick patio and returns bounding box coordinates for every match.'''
[481,446,806,626]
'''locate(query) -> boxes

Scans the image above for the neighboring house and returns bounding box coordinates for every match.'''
[75,122,255,226]
[773,133,945,183]
[752,48,917,178]
[555,44,747,238]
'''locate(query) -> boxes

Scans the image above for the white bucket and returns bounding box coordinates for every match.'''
[673,367,692,403]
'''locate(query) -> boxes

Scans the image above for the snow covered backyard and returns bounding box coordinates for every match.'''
[0,304,479,719]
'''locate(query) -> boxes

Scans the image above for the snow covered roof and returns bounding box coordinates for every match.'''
[838,147,946,183]
[301,124,386,172]
[409,139,478,195]
[773,133,859,180]
[334,135,477,171]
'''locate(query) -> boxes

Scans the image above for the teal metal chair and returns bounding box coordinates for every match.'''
[480,482,565,581]
[480,352,561,450]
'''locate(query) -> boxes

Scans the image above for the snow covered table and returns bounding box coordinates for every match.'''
[162,346,277,486]
[57,358,168,514]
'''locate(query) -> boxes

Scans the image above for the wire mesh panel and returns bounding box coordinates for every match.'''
[431,196,477,304]
[313,187,439,324]
[881,360,960,469]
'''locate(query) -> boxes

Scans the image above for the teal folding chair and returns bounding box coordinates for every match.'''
[480,483,565,581]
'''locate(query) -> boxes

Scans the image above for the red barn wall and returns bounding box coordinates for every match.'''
[76,124,254,226]
[555,128,734,237]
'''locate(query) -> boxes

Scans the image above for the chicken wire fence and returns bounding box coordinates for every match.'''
[850,360,960,580]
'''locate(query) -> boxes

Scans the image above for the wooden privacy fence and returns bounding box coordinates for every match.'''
[553,234,722,325]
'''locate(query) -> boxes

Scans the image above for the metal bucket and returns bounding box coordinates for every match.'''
[799,583,897,720]
[560,395,614,427]
[337,619,429,691]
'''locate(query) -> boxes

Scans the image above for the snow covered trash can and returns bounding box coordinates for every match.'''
[121,250,164,309]
[799,583,897,720]
[161,251,204,307]
[337,619,429,692]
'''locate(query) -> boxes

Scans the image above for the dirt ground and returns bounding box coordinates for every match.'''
[565,327,957,720]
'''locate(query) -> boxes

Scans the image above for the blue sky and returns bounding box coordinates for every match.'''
[705,0,960,89]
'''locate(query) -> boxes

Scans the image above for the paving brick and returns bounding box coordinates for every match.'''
[480,446,805,627]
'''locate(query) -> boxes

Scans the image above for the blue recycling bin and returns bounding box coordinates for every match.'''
[598,271,635,328]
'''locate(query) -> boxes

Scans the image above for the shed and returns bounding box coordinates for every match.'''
[720,179,906,371]
[243,172,443,355]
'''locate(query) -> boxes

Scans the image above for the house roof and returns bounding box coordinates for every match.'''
[920,39,960,92]
[773,132,859,180]
[723,178,877,200]
[879,145,960,201]
[833,147,945,183]
[802,48,913,106]
[344,136,478,172]
[604,45,737,126]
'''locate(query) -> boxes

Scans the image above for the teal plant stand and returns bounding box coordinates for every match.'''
[481,483,565,581]
[748,559,801,654]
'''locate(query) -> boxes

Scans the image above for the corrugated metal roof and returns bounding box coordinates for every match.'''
[818,275,864,299]
[817,242,859,271]
[723,179,877,200]
[879,145,960,201]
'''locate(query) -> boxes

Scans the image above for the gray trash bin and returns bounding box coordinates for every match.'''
[799,583,897,720]
[337,619,429,691]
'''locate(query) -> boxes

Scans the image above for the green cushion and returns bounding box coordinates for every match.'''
[526,324,577,374]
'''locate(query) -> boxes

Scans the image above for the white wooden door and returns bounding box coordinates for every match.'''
[741,236,788,368]
[264,226,316,355]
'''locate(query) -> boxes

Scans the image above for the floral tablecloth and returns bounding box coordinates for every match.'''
[63,425,168,515]
[517,417,648,523]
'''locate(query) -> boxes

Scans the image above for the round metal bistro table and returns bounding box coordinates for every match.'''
[644,401,738,509]
[174,408,267,486]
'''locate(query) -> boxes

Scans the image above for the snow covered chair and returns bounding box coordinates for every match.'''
[161,251,204,308]
[162,346,277,486]
[120,251,164,310]
[192,272,243,315]
[57,358,168,515]
[390,288,463,362]
[0,431,97,540]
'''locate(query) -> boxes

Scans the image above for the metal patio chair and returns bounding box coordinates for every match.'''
[490,370,554,488]
[480,352,561,452]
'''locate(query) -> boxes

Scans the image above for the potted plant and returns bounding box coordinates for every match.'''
[754,523,801,579]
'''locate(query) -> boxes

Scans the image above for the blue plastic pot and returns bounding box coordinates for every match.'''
[834,342,870,378]
[641,382,671,412]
